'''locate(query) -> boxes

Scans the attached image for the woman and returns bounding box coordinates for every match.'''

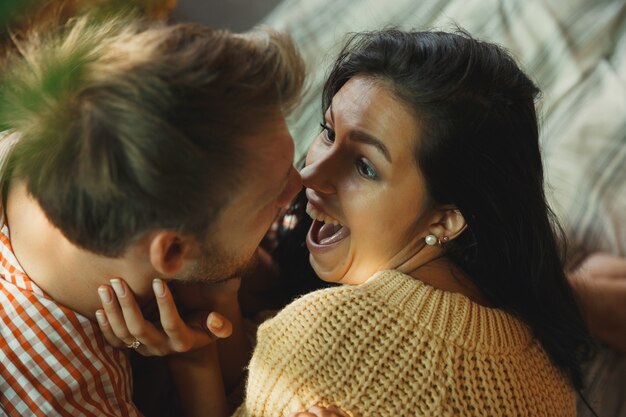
[100,29,593,416]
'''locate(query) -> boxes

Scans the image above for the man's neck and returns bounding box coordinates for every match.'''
[5,180,154,318]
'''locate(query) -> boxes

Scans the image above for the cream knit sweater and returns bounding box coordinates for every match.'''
[234,270,575,416]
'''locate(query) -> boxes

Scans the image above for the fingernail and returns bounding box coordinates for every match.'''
[110,279,126,297]
[152,278,165,297]
[208,314,223,329]
[95,310,108,325]
[98,287,112,304]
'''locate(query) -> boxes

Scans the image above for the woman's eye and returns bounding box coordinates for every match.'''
[356,158,378,180]
[319,123,336,143]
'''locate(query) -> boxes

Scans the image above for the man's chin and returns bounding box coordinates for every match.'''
[184,249,260,285]
[204,274,241,285]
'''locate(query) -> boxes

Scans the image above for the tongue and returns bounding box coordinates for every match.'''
[318,223,343,245]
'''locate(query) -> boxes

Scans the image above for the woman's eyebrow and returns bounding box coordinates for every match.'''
[349,131,392,163]
[329,105,392,163]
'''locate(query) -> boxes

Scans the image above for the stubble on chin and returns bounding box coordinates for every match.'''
[183,246,261,285]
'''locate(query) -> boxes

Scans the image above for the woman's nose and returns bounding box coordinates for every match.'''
[300,157,336,195]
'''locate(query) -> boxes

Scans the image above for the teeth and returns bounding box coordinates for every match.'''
[306,202,342,226]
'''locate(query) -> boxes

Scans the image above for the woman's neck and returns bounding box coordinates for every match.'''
[409,258,490,306]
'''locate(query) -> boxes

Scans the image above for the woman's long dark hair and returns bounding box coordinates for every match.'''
[276,29,594,390]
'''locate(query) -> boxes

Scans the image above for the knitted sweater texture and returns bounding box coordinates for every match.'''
[234,270,575,417]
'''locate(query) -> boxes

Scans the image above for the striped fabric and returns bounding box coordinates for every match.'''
[263,0,626,416]
[0,132,141,417]
[263,0,626,265]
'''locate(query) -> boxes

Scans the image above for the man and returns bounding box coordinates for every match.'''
[0,13,303,416]
[1,0,178,60]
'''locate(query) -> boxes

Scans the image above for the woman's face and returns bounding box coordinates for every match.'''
[302,75,438,284]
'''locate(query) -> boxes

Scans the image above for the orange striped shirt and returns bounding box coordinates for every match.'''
[0,132,142,416]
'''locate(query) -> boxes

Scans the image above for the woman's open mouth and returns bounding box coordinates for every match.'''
[305,202,351,251]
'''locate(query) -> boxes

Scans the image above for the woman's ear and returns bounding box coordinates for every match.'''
[147,231,195,276]
[427,207,467,243]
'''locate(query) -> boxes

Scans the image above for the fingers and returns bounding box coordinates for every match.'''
[98,280,167,355]
[289,405,349,417]
[323,405,349,417]
[576,253,626,280]
[152,278,191,349]
[111,279,168,347]
[96,278,235,356]
[98,285,134,344]
[206,312,233,339]
[154,279,233,350]
[95,309,126,349]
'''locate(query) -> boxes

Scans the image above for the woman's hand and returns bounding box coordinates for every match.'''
[96,277,233,356]
[568,252,626,352]
[289,405,350,417]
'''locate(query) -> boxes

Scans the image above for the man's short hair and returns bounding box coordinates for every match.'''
[0,13,305,256]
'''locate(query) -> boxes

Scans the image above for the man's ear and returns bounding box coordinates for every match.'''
[426,207,467,243]
[147,231,196,276]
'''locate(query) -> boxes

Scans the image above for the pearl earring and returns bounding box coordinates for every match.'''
[425,234,438,246]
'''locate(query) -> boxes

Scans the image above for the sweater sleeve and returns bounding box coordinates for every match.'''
[232,285,365,417]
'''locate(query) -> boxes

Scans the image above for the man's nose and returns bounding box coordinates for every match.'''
[277,166,302,207]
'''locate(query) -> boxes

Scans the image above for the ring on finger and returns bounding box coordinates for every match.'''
[126,338,141,349]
